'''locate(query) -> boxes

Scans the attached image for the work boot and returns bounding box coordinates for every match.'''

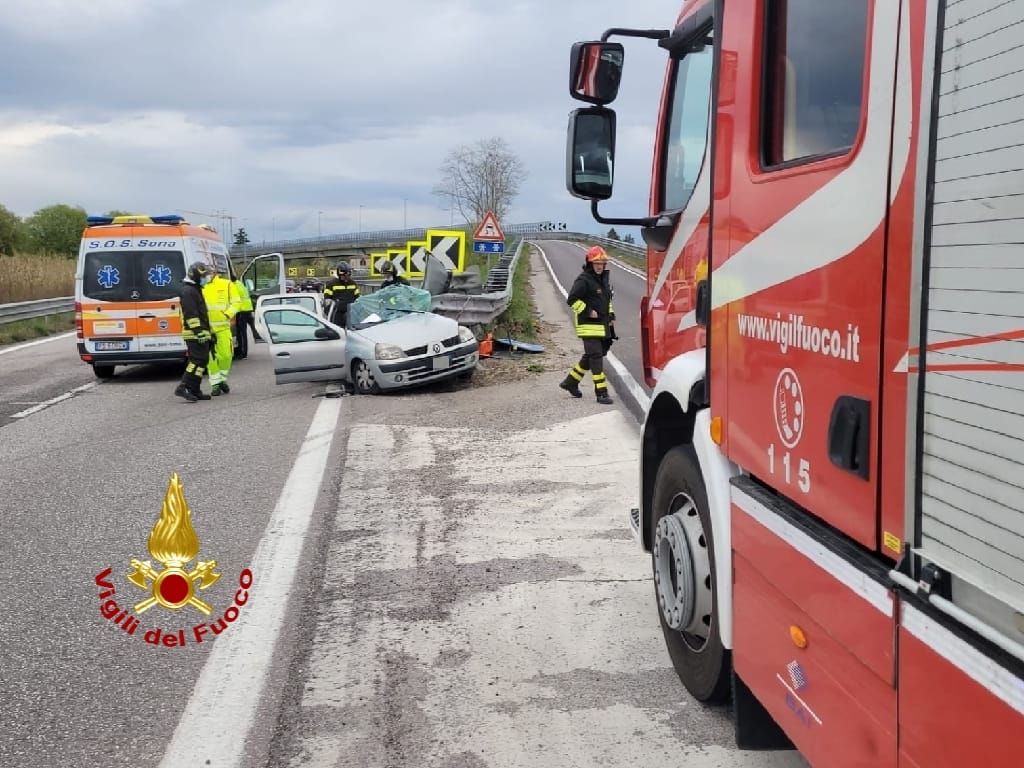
[175,384,198,403]
[192,390,212,400]
[596,392,614,405]
[211,384,223,396]
[559,377,582,399]
[219,381,231,394]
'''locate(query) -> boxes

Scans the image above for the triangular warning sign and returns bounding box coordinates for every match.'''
[473,211,505,242]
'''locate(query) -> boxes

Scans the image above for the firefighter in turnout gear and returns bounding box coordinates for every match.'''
[561,245,617,405]
[175,263,214,402]
[202,266,243,396]
[323,261,361,327]
[379,260,409,288]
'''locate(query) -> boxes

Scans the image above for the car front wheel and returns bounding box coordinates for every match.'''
[351,359,381,395]
[651,444,731,703]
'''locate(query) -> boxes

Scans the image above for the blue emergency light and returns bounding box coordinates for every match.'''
[86,214,187,226]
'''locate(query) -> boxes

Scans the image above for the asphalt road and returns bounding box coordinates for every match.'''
[0,256,806,768]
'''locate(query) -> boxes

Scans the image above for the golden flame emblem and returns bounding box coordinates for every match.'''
[126,473,221,615]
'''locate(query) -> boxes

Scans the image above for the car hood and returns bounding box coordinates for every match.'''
[353,312,459,347]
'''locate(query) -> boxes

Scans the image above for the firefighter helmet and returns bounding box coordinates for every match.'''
[334,260,351,277]
[585,245,609,263]
[380,260,396,275]
[188,262,212,283]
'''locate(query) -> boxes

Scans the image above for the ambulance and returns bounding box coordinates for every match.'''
[74,214,234,379]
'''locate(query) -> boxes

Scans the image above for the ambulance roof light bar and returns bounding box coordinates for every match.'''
[86,214,188,226]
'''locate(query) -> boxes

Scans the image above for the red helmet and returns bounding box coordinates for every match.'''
[585,245,608,263]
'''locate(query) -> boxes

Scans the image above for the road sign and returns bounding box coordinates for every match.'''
[473,240,505,254]
[406,240,429,277]
[473,211,505,242]
[426,229,466,272]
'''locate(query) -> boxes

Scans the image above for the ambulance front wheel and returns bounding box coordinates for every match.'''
[92,364,115,380]
[650,444,731,703]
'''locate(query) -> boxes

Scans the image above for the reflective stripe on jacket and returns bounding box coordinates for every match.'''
[567,268,614,339]
[234,280,253,312]
[203,276,242,331]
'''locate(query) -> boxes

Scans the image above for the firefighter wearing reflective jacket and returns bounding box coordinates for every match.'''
[174,263,214,402]
[561,245,616,405]
[323,261,361,327]
[202,266,243,396]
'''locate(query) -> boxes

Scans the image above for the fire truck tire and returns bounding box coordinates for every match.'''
[650,444,731,703]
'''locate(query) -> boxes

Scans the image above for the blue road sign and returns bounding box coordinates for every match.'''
[473,240,505,254]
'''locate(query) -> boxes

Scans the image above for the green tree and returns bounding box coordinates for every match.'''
[233,227,251,246]
[0,204,26,255]
[606,228,620,240]
[25,204,88,257]
[105,209,133,217]
[622,233,635,244]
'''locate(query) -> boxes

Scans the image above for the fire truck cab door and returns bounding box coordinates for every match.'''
[716,1,906,549]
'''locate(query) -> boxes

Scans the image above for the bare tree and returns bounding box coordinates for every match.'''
[433,137,527,226]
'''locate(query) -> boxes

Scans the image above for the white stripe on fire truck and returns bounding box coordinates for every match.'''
[707,0,911,315]
[901,602,1024,717]
[731,485,894,616]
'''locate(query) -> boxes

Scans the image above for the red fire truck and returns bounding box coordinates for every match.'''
[565,1,1024,765]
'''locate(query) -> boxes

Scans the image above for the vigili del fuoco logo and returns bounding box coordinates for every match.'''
[94,472,253,647]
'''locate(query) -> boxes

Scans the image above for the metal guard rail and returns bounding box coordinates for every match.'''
[429,237,525,326]
[0,297,74,326]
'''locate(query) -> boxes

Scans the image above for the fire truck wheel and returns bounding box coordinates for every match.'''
[650,444,731,703]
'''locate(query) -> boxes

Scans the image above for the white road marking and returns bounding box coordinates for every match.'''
[157,396,343,768]
[535,242,651,413]
[10,382,96,418]
[0,331,77,357]
[565,241,646,280]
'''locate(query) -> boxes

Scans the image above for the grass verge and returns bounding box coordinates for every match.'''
[0,252,75,304]
[0,312,76,346]
[484,246,536,342]
[600,244,645,272]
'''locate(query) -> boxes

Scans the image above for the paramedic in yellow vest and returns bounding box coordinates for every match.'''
[232,276,256,359]
[202,266,243,395]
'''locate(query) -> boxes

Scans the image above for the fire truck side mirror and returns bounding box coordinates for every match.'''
[569,41,625,105]
[566,107,616,201]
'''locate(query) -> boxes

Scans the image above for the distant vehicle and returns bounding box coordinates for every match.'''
[253,285,478,394]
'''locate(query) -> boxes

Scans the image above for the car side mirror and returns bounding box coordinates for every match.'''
[569,41,624,105]
[315,327,341,341]
[566,107,616,201]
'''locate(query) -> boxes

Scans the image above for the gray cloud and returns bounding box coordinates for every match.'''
[0,0,676,241]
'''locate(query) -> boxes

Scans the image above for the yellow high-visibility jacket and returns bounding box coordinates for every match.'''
[202,275,242,332]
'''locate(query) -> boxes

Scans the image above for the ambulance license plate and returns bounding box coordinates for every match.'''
[94,341,129,351]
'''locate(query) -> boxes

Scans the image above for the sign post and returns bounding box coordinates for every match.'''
[473,211,506,274]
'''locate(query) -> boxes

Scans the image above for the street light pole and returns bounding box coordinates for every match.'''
[358,205,364,234]
[403,198,407,229]
[318,210,323,239]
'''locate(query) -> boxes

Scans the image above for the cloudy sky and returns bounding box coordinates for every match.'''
[0,1,681,245]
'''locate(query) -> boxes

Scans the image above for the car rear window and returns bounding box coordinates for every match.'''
[81,250,185,301]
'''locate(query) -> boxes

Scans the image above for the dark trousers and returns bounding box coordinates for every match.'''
[566,337,609,394]
[181,339,210,393]
[234,311,258,356]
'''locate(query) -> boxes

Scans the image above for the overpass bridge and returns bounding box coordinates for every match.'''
[229,221,570,264]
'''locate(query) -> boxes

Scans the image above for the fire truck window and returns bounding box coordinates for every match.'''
[762,0,868,166]
[662,33,714,212]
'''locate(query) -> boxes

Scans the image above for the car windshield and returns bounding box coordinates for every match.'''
[349,285,432,329]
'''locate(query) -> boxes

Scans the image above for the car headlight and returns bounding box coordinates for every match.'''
[458,325,476,343]
[374,343,405,360]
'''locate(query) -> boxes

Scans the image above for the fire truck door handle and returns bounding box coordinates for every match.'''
[828,396,871,480]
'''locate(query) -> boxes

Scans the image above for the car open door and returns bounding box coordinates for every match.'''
[238,252,287,306]
[253,302,349,385]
